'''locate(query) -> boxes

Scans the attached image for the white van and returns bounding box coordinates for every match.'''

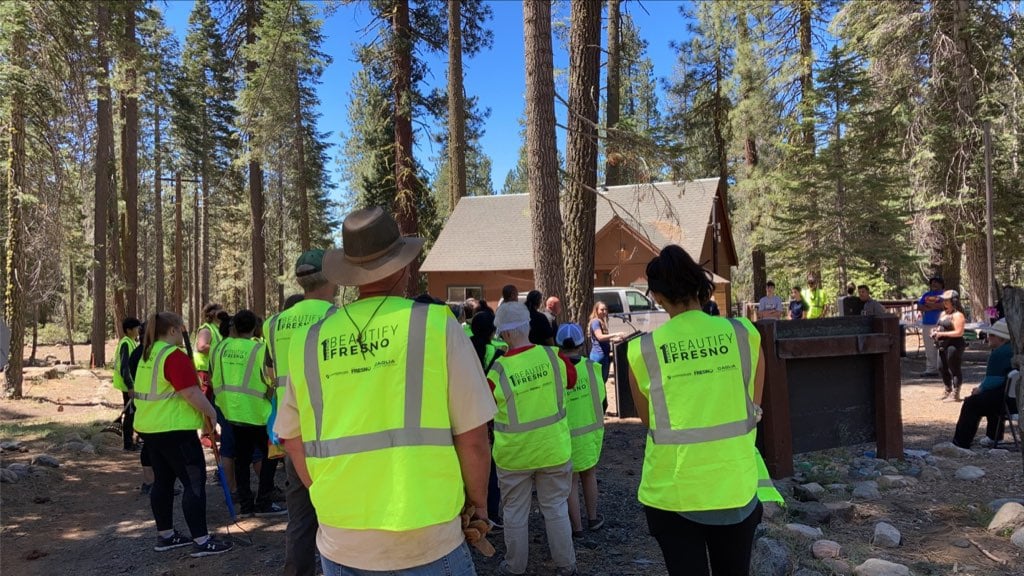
[593,287,670,335]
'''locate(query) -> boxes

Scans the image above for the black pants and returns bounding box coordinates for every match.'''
[140,430,208,538]
[284,456,318,576]
[939,340,966,394]
[953,388,1018,448]
[121,392,135,450]
[231,423,277,510]
[645,502,763,576]
[487,455,501,520]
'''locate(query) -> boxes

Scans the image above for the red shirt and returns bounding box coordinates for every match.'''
[486,345,577,394]
[164,349,201,392]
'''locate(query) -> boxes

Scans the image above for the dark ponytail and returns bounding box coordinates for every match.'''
[469,310,496,369]
[645,245,714,306]
[143,312,182,361]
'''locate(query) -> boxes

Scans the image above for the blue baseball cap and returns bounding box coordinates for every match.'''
[556,323,586,348]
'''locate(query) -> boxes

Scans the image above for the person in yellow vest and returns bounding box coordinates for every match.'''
[802,276,827,319]
[193,303,225,396]
[113,317,142,451]
[134,312,232,557]
[264,250,339,576]
[488,302,578,576]
[275,207,495,575]
[556,322,607,537]
[211,309,286,517]
[627,245,766,576]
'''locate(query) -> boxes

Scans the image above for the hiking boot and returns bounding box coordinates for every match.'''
[587,514,605,531]
[497,561,525,576]
[254,502,288,517]
[190,537,233,557]
[554,566,579,576]
[154,531,192,552]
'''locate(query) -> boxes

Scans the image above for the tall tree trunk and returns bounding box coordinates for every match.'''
[713,56,729,204]
[524,0,565,308]
[4,8,27,397]
[604,0,622,186]
[799,0,815,153]
[738,7,765,301]
[247,0,267,316]
[92,1,113,368]
[563,0,601,328]
[192,182,200,328]
[294,67,311,251]
[29,306,38,365]
[122,2,139,319]
[200,166,210,307]
[154,104,165,313]
[277,170,285,310]
[173,173,184,317]
[393,0,419,296]
[447,0,467,210]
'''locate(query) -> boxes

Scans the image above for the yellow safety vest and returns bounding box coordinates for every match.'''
[756,449,785,505]
[627,311,760,512]
[192,322,222,372]
[112,336,138,392]
[265,299,336,402]
[565,358,605,472]
[802,288,826,319]
[212,337,270,426]
[488,346,571,471]
[133,341,204,434]
[289,297,463,531]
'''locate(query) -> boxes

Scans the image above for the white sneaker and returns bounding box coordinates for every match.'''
[978,437,996,448]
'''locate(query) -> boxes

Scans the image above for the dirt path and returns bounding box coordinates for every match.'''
[2,339,1023,575]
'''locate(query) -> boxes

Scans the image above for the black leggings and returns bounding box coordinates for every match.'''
[939,339,966,393]
[232,423,278,509]
[121,392,135,450]
[645,502,763,576]
[140,430,208,538]
[953,388,1018,448]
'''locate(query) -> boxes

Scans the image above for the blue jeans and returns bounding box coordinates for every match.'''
[589,350,611,384]
[321,542,476,576]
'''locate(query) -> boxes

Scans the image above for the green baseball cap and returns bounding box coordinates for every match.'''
[295,249,325,277]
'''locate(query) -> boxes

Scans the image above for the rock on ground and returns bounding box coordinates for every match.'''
[919,466,942,482]
[988,498,1024,511]
[752,538,792,576]
[1011,527,1024,551]
[853,558,910,576]
[954,465,985,481]
[31,454,60,468]
[987,502,1024,532]
[793,482,826,502]
[824,501,856,522]
[852,481,881,501]
[785,523,824,539]
[0,468,19,483]
[811,539,842,559]
[822,558,853,576]
[931,442,974,458]
[872,522,901,548]
[790,501,832,526]
[877,475,917,490]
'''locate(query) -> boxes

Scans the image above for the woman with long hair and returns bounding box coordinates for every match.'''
[135,312,232,557]
[627,245,765,576]
[469,309,505,529]
[587,302,624,384]
[932,290,967,402]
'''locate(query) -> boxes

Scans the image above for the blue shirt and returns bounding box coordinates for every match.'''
[918,290,944,325]
[978,343,1013,393]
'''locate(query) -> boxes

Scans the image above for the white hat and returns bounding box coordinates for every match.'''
[981,318,1010,340]
[494,302,530,333]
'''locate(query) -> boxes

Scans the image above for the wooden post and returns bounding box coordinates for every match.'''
[756,320,794,478]
[872,315,903,459]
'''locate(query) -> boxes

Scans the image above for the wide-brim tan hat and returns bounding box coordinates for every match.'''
[981,318,1010,340]
[322,207,424,287]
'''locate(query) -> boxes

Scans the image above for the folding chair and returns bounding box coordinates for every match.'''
[1000,369,1020,453]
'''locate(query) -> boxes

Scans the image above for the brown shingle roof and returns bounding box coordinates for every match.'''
[420,178,721,272]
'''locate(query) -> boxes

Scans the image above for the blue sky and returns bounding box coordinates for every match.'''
[159,0,688,200]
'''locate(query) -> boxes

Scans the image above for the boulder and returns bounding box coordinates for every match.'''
[987,448,1010,457]
[852,481,881,501]
[919,466,942,482]
[987,502,1024,533]
[790,501,832,526]
[1011,527,1024,551]
[784,523,824,539]
[877,475,917,490]
[822,558,853,575]
[0,468,19,483]
[68,369,95,379]
[872,522,901,548]
[31,454,60,468]
[763,501,784,521]
[824,501,856,522]
[6,463,30,478]
[751,538,791,576]
[987,498,1024,512]
[793,482,826,502]
[1,440,23,452]
[954,465,985,481]
[879,465,899,475]
[853,559,910,576]
[811,539,842,559]
[826,483,849,493]
[932,442,974,458]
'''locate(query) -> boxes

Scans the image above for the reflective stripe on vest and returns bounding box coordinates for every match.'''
[216,341,266,399]
[491,346,565,433]
[133,345,178,401]
[570,361,604,437]
[301,302,451,458]
[269,305,337,390]
[113,336,138,392]
[637,318,756,445]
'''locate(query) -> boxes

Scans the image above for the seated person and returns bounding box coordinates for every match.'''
[952,319,1016,448]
